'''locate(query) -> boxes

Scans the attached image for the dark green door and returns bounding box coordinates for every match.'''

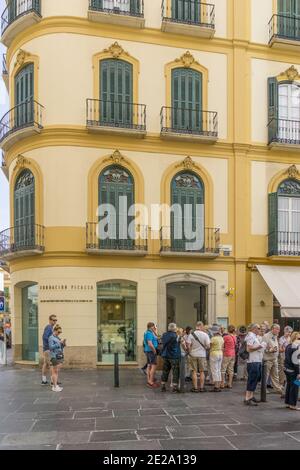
[171,172,204,252]
[14,170,35,249]
[278,0,300,38]
[15,63,34,129]
[100,59,133,127]
[172,0,200,23]
[22,284,38,362]
[172,68,202,132]
[99,166,134,249]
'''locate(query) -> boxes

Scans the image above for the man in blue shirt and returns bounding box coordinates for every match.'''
[143,322,159,388]
[41,315,58,385]
[161,323,181,393]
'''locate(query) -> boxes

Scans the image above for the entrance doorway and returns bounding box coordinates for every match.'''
[166,282,207,328]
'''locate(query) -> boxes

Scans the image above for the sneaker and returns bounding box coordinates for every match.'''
[41,380,48,385]
[251,397,260,403]
[52,385,63,392]
[244,399,258,406]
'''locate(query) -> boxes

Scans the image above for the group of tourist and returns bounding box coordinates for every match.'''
[41,315,66,392]
[143,320,300,411]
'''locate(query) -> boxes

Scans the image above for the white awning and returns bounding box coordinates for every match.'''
[257,265,300,318]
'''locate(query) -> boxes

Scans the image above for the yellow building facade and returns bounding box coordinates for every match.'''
[1,0,300,367]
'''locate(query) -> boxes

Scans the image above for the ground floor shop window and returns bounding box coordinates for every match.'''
[22,283,38,361]
[97,281,137,363]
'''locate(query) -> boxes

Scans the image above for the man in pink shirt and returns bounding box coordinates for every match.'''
[221,325,237,389]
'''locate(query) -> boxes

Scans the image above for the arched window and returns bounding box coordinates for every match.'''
[100,59,133,127]
[171,171,204,251]
[269,178,300,255]
[99,165,134,249]
[171,68,202,132]
[14,169,35,248]
[15,63,34,128]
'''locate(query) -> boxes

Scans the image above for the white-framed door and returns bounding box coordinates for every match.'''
[278,196,300,253]
[279,83,300,141]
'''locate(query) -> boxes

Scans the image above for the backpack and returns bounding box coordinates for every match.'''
[238,340,249,361]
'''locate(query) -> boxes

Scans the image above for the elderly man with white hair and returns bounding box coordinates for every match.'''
[263,323,284,395]
[160,323,181,393]
[279,325,293,386]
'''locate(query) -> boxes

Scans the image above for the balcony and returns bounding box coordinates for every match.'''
[86,222,148,256]
[161,0,215,38]
[268,231,300,257]
[86,99,146,138]
[2,54,8,90]
[269,14,300,48]
[268,118,300,150]
[0,100,44,151]
[0,224,45,261]
[1,0,42,47]
[160,226,220,258]
[88,0,145,28]
[160,107,218,143]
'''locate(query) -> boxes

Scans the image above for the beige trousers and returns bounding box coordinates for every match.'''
[265,358,283,393]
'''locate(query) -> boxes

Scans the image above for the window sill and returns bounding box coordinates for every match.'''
[161,19,215,38]
[88,10,145,29]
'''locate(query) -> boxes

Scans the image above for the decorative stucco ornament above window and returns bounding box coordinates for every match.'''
[103,42,129,59]
[285,165,300,179]
[103,150,130,167]
[175,51,199,69]
[278,65,300,82]
[175,156,201,171]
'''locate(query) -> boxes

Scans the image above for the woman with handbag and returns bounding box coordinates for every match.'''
[49,324,66,392]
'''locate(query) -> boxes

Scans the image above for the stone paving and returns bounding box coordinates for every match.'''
[1,364,300,450]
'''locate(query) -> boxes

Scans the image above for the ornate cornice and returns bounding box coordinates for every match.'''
[103,150,129,166]
[278,65,300,82]
[103,42,129,59]
[175,51,199,68]
[286,165,300,179]
[13,154,30,173]
[14,49,30,69]
[175,156,200,171]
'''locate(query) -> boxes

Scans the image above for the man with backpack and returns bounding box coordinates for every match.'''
[160,323,181,393]
[186,321,210,393]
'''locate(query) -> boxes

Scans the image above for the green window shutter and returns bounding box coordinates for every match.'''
[171,0,200,22]
[130,0,140,15]
[14,170,35,248]
[277,0,300,37]
[100,59,133,125]
[171,68,202,131]
[15,63,34,128]
[91,0,103,9]
[268,192,278,256]
[268,77,279,144]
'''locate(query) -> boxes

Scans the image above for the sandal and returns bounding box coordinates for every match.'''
[191,388,200,393]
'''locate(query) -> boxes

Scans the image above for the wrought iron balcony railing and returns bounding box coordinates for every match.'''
[89,0,144,17]
[0,100,44,144]
[0,224,45,258]
[1,0,41,35]
[2,54,8,75]
[268,231,300,257]
[86,99,146,132]
[86,222,148,252]
[162,0,215,28]
[161,106,218,138]
[269,14,300,43]
[160,226,220,255]
[268,118,300,146]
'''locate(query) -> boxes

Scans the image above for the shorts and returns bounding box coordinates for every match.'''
[43,351,51,366]
[188,356,207,373]
[146,351,157,365]
[246,362,262,392]
[221,356,235,376]
[50,357,64,367]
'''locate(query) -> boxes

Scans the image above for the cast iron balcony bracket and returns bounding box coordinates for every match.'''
[88,0,144,18]
[268,231,300,257]
[1,0,42,46]
[86,99,146,135]
[0,100,44,150]
[86,222,148,256]
[269,13,300,44]
[160,106,218,142]
[268,118,300,147]
[0,224,45,260]
[160,226,220,257]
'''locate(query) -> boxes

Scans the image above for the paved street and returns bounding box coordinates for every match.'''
[1,364,300,450]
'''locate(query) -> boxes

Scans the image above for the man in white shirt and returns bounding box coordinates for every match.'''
[244,323,266,406]
[186,321,210,393]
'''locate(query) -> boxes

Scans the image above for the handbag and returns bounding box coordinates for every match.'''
[55,351,64,360]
